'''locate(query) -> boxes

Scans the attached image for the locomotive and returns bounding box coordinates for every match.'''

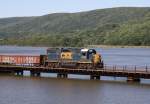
[43,48,104,69]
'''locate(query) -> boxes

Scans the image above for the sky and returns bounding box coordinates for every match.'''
[0,0,150,18]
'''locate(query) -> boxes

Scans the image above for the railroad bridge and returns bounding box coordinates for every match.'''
[0,65,150,82]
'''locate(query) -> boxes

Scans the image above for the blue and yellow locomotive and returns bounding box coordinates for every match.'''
[45,48,104,69]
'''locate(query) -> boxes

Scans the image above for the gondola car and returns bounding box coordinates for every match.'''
[45,48,103,69]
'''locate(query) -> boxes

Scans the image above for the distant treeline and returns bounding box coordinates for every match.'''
[0,7,150,46]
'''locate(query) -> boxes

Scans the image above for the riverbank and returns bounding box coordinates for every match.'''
[88,45,150,48]
[1,45,150,48]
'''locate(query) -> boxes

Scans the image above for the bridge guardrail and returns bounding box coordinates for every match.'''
[103,64,150,73]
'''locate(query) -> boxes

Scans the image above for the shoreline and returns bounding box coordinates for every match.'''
[87,45,150,48]
[1,45,150,48]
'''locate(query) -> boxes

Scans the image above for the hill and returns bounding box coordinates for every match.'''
[0,7,150,46]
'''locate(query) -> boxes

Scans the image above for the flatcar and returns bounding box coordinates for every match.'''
[45,48,104,69]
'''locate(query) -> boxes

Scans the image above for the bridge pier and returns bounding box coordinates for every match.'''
[127,77,140,82]
[30,71,35,76]
[57,73,68,78]
[16,71,23,76]
[90,75,100,80]
[30,71,41,77]
[36,72,41,77]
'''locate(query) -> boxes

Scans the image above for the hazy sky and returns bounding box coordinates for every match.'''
[0,0,150,18]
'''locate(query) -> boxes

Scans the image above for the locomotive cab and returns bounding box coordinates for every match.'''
[81,48,103,68]
[81,48,97,60]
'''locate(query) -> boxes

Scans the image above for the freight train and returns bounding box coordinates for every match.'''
[0,48,104,69]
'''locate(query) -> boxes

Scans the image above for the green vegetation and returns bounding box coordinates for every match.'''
[0,7,150,47]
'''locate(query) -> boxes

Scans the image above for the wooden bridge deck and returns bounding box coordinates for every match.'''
[0,65,150,81]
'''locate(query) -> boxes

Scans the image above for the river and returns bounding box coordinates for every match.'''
[0,46,150,104]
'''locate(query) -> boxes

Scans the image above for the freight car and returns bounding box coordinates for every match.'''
[0,55,44,66]
[45,48,104,69]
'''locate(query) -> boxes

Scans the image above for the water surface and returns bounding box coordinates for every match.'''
[0,76,150,104]
[0,46,150,104]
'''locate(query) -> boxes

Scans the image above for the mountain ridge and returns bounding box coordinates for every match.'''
[0,7,150,46]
